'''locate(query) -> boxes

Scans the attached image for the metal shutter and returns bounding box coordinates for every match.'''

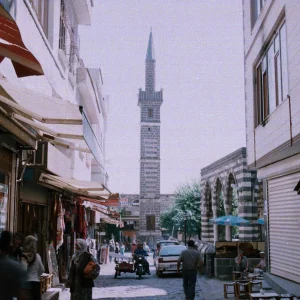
[268,172,300,283]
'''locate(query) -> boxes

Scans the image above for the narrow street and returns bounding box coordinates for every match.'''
[62,254,224,300]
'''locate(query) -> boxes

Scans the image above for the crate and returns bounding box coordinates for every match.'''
[118,262,134,271]
[40,274,53,294]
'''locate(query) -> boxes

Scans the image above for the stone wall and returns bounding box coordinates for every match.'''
[214,258,260,281]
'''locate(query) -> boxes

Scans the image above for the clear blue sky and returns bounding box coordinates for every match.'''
[80,0,245,194]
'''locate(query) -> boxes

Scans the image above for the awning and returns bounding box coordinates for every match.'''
[0,79,105,165]
[39,173,111,199]
[76,195,120,207]
[102,217,124,228]
[0,4,43,77]
[82,201,110,215]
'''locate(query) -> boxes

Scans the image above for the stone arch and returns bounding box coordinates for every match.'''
[212,177,226,241]
[224,171,237,214]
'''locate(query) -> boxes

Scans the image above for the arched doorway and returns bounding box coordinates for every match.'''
[215,178,225,241]
[225,173,239,240]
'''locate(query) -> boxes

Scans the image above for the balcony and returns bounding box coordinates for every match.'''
[77,67,101,123]
[71,0,92,26]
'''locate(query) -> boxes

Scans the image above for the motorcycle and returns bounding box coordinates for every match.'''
[134,254,149,280]
[136,255,144,280]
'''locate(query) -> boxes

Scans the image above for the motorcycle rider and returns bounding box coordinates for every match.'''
[133,243,150,275]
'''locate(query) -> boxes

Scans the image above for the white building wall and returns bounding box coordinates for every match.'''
[0,0,107,183]
[244,0,300,166]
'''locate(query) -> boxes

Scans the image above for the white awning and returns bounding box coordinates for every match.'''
[39,173,111,199]
[82,201,110,215]
[0,80,82,124]
[0,79,104,166]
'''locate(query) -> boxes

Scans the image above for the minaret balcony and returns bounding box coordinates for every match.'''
[138,89,163,103]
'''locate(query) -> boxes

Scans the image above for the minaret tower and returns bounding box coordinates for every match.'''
[138,30,163,246]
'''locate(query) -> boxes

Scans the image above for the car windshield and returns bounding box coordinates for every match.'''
[159,241,179,246]
[160,245,186,256]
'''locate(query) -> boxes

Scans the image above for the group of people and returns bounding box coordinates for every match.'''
[235,249,266,273]
[0,231,44,300]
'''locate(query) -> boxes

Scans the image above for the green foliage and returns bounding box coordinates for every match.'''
[160,181,201,238]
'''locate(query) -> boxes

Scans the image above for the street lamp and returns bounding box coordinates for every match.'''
[184,213,187,246]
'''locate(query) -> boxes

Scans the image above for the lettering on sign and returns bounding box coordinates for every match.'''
[46,242,60,286]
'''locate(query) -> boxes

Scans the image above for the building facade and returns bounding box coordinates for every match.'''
[0,0,116,286]
[201,147,262,242]
[243,0,300,290]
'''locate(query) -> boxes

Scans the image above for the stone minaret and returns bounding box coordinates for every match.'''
[138,30,163,247]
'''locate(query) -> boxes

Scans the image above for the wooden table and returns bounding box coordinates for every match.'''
[249,292,278,299]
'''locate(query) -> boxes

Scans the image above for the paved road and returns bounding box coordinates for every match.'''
[62,253,225,300]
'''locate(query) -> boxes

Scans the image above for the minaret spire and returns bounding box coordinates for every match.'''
[146,29,155,61]
[145,29,155,92]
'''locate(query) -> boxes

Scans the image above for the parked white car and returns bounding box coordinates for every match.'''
[155,245,186,277]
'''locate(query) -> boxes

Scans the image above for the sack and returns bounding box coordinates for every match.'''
[84,261,100,280]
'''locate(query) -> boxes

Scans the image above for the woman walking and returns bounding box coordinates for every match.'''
[20,235,44,300]
[68,239,99,300]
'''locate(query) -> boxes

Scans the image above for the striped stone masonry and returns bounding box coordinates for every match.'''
[200,147,261,242]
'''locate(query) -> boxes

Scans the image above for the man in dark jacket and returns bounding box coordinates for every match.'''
[134,243,150,274]
[0,231,26,300]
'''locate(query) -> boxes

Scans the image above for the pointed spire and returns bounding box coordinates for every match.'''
[146,28,155,61]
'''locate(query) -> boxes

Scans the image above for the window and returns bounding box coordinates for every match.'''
[58,0,79,74]
[29,0,49,37]
[59,0,67,53]
[148,108,153,118]
[146,215,155,230]
[254,22,288,127]
[251,0,266,27]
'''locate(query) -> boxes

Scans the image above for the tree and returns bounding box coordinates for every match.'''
[160,181,201,239]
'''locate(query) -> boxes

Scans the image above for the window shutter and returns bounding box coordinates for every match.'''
[146,215,155,230]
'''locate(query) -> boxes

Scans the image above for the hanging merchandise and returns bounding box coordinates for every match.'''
[56,196,65,251]
[76,203,87,239]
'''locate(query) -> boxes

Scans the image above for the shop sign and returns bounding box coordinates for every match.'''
[120,198,128,207]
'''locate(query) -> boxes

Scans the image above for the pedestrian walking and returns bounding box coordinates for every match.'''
[67,239,100,300]
[120,242,125,255]
[0,231,26,300]
[115,242,120,254]
[177,240,203,300]
[143,242,150,253]
[109,240,115,262]
[20,235,45,300]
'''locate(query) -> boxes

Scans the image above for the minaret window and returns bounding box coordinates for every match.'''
[148,108,153,118]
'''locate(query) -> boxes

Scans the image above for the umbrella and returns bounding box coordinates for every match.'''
[209,215,250,226]
[257,218,264,225]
